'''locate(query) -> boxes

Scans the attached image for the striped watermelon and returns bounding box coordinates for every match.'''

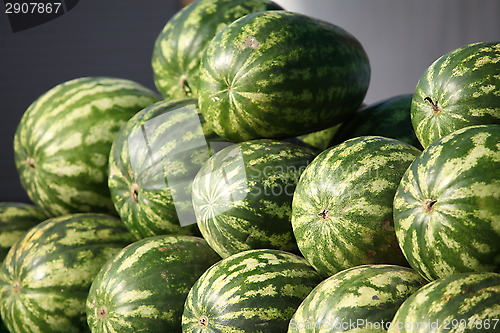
[393,125,500,281]
[152,0,283,99]
[198,10,370,142]
[192,139,316,258]
[0,202,50,263]
[388,272,500,333]
[109,98,230,239]
[330,94,422,149]
[289,264,426,332]
[14,77,160,216]
[292,136,421,277]
[411,41,500,148]
[0,213,135,333]
[182,249,323,332]
[86,235,220,332]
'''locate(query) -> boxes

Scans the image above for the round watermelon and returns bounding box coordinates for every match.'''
[109,98,230,239]
[393,124,500,281]
[152,0,283,99]
[14,77,160,216]
[329,94,422,149]
[289,264,426,332]
[388,272,500,333]
[411,41,500,148]
[0,202,50,263]
[0,213,135,333]
[182,249,323,332]
[191,139,316,258]
[292,136,421,277]
[86,235,220,332]
[198,10,370,142]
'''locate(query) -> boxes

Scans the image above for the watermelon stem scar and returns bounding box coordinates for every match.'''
[12,282,21,293]
[424,97,441,115]
[199,315,208,327]
[180,75,192,96]
[318,208,330,220]
[130,183,139,203]
[26,157,35,169]
[423,198,438,213]
[98,306,107,319]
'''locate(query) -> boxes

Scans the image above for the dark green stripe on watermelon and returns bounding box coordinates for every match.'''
[152,0,283,99]
[0,202,51,263]
[394,124,500,281]
[289,264,426,332]
[0,213,135,333]
[388,272,500,333]
[411,41,500,148]
[109,98,230,240]
[198,10,370,142]
[14,77,160,216]
[329,94,422,149]
[292,136,421,277]
[87,235,220,333]
[192,139,316,258]
[182,249,323,333]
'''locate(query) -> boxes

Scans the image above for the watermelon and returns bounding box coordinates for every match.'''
[393,124,500,282]
[198,10,370,142]
[388,272,500,333]
[152,0,283,99]
[14,77,160,216]
[411,41,500,148]
[0,202,50,263]
[0,213,135,333]
[109,98,231,239]
[191,139,316,258]
[182,249,323,332]
[292,136,421,277]
[86,235,220,332]
[289,264,426,332]
[329,94,422,149]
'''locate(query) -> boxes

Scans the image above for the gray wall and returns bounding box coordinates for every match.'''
[0,0,498,203]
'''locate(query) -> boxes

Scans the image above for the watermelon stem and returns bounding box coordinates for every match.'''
[131,184,139,203]
[424,97,441,115]
[27,157,35,169]
[423,199,438,213]
[180,75,192,97]
[199,315,208,327]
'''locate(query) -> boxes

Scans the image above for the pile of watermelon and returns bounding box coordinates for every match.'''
[1,1,499,332]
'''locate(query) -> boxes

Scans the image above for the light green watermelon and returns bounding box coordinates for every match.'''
[14,77,160,216]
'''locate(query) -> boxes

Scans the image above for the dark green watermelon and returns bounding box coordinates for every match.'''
[329,94,422,149]
[198,10,370,142]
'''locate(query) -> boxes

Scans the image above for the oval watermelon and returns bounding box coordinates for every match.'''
[109,98,230,239]
[393,124,500,281]
[14,77,160,216]
[292,136,421,277]
[192,139,316,258]
[198,10,370,142]
[411,41,500,148]
[182,249,323,332]
[0,213,135,333]
[388,272,500,333]
[87,235,220,333]
[289,264,426,332]
[152,0,283,99]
